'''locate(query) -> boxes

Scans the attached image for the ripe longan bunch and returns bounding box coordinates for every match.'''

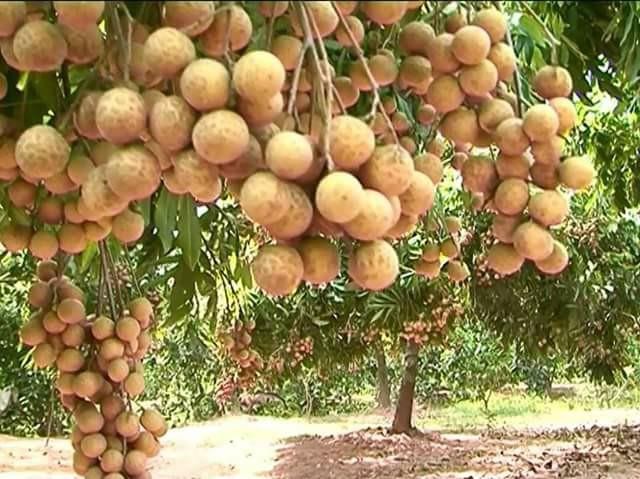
[19,260,166,479]
[285,336,314,368]
[400,297,463,347]
[220,320,264,390]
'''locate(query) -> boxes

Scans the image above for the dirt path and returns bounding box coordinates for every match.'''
[1,409,640,479]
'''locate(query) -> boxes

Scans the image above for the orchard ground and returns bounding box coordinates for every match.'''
[3,391,640,479]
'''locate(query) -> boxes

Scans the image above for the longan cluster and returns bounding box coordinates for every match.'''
[361,327,381,345]
[19,259,165,479]
[400,298,463,346]
[285,336,314,367]
[220,320,264,389]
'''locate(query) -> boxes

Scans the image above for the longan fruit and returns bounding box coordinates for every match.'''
[513,221,554,261]
[445,9,467,33]
[143,27,196,78]
[66,152,96,186]
[29,230,59,260]
[398,171,435,216]
[439,107,479,145]
[297,237,340,285]
[290,1,338,37]
[100,338,125,361]
[259,1,289,17]
[72,450,97,475]
[523,104,560,143]
[251,244,304,296]
[12,20,67,72]
[270,34,303,71]
[533,65,573,99]
[104,146,161,201]
[171,148,221,201]
[343,189,395,241]
[15,125,70,179]
[558,156,595,191]
[73,372,104,400]
[100,449,124,474]
[461,156,498,194]
[133,431,160,457]
[496,153,531,180]
[179,58,230,111]
[95,88,147,145]
[534,240,569,275]
[487,243,524,276]
[56,348,85,373]
[425,74,464,114]
[61,323,85,348]
[361,1,408,25]
[54,1,104,30]
[451,25,491,65]
[0,2,26,37]
[192,109,249,165]
[264,182,313,240]
[28,281,53,308]
[495,118,530,156]
[239,171,288,225]
[236,93,284,129]
[164,1,214,36]
[478,98,514,133]
[492,214,524,244]
[347,239,399,291]
[0,138,16,169]
[8,178,36,207]
[426,33,460,73]
[334,1,357,15]
[58,223,88,254]
[115,410,140,438]
[549,97,577,134]
[414,152,443,184]
[368,53,398,87]
[124,372,145,397]
[458,59,498,97]
[149,95,196,153]
[473,8,507,44]
[493,178,529,216]
[199,5,252,56]
[315,171,365,224]
[233,50,285,102]
[335,15,364,47]
[531,136,565,166]
[60,23,104,65]
[488,42,517,82]
[124,450,147,476]
[329,115,375,170]
[528,190,569,226]
[360,144,414,197]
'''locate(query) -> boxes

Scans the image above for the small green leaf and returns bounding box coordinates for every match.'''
[80,242,98,273]
[155,188,178,253]
[519,15,546,45]
[177,196,202,270]
[32,72,62,112]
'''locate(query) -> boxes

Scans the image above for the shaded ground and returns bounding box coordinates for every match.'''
[1,409,640,479]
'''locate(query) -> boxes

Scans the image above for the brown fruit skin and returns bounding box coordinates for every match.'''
[149,95,196,153]
[445,10,468,33]
[271,35,303,71]
[426,33,460,73]
[60,24,104,65]
[330,115,375,170]
[530,163,559,190]
[451,25,491,65]
[0,138,17,169]
[61,323,85,347]
[368,53,398,87]
[54,1,104,30]
[473,8,507,44]
[12,20,67,72]
[535,240,569,275]
[528,190,569,227]
[493,178,529,216]
[336,15,365,47]
[290,1,338,38]
[496,153,531,180]
[218,135,264,180]
[426,74,464,114]
[343,189,394,241]
[534,65,573,99]
[112,209,145,244]
[251,244,304,297]
[172,148,221,201]
[360,144,414,197]
[265,183,313,240]
[95,88,147,145]
[0,2,26,37]
[513,221,554,261]
[399,171,435,216]
[179,58,229,111]
[143,27,196,79]
[549,97,577,134]
[348,240,399,291]
[199,5,252,56]
[523,104,560,143]
[488,42,517,82]
[15,125,70,180]
[459,59,498,97]
[37,260,58,282]
[105,146,161,202]
[487,243,524,276]
[133,431,160,457]
[265,131,313,180]
[58,223,88,254]
[492,214,524,244]
[297,237,340,285]
[67,152,96,186]
[439,107,479,145]
[239,171,288,225]
[315,171,365,224]
[361,1,408,25]
[558,156,595,191]
[100,449,124,473]
[29,231,59,260]
[478,98,514,134]
[21,315,47,346]
[461,156,498,195]
[414,153,443,184]
[192,109,250,165]
[259,1,289,17]
[495,118,530,156]
[233,50,285,102]
[164,1,215,36]
[531,136,564,166]
[8,178,36,207]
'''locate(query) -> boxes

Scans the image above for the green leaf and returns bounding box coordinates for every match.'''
[154,188,178,253]
[519,15,546,45]
[177,196,201,270]
[32,72,61,112]
[168,262,195,326]
[80,242,98,273]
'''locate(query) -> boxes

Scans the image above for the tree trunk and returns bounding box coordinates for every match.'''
[375,345,392,409]
[391,341,420,434]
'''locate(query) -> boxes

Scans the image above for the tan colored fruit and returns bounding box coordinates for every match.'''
[239,171,288,225]
[192,109,249,165]
[140,409,166,436]
[84,466,104,479]
[400,136,417,155]
[80,167,125,220]
[297,237,340,285]
[297,112,324,145]
[55,278,85,302]
[368,53,398,87]
[237,92,284,128]
[528,190,569,226]
[391,112,411,134]
[487,243,524,276]
[461,156,498,194]
[315,171,365,224]
[29,230,59,260]
[349,58,372,91]
[20,316,47,346]
[493,178,529,216]
[15,125,70,179]
[478,98,514,133]
[13,20,67,71]
[495,118,530,156]
[535,240,569,275]
[75,403,105,435]
[445,9,467,33]
[72,91,102,140]
[473,8,507,43]
[513,221,554,261]
[558,156,595,190]
[116,316,141,342]
[459,59,498,97]
[492,214,524,244]
[60,24,103,65]
[133,431,160,457]
[179,58,229,111]
[218,136,264,180]
[421,244,440,263]
[83,221,111,242]
[534,65,573,99]
[53,1,103,30]
[549,97,577,134]
[426,33,460,73]
[445,216,462,234]
[56,348,85,373]
[425,74,464,113]
[343,189,394,241]
[89,141,118,166]
[95,88,147,145]
[106,358,129,383]
[416,103,437,125]
[100,449,124,474]
[101,394,125,422]
[523,104,559,143]
[61,323,85,347]
[414,260,440,279]
[29,281,52,309]
[259,1,289,17]
[251,244,303,296]
[0,2,26,37]
[336,15,364,47]
[333,76,359,108]
[361,1,408,25]
[440,238,459,259]
[530,163,559,189]
[57,298,86,324]
[124,372,145,397]
[143,27,195,78]
[307,209,344,238]
[398,171,435,216]
[531,136,564,166]
[141,89,165,114]
[290,1,338,37]
[496,153,530,180]
[67,153,96,187]
[56,372,75,395]
[105,146,161,201]
[164,1,214,36]
[111,209,145,244]
[360,144,414,196]
[58,223,87,254]
[264,131,313,180]
[45,170,78,195]
[162,168,188,195]
[7,178,35,207]
[116,410,140,438]
[445,260,470,282]
[329,115,375,170]
[385,214,418,239]
[149,95,195,152]
[265,183,313,240]
[488,42,516,82]
[414,153,443,184]
[335,0,358,15]
[124,450,147,476]
[233,50,285,102]
[172,149,221,201]
[63,201,84,225]
[100,338,125,361]
[347,239,399,291]
[36,259,58,281]
[399,55,432,90]
[32,342,57,368]
[129,298,154,328]
[73,372,103,399]
[199,5,252,56]
[0,139,16,169]
[73,451,96,475]
[42,310,66,334]
[439,107,479,145]
[451,25,490,65]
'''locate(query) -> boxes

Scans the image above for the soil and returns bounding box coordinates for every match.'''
[1,409,640,479]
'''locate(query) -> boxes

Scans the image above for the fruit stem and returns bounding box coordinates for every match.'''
[266,2,277,49]
[331,2,398,143]
[123,244,143,298]
[499,2,524,118]
[222,4,234,67]
[99,240,119,320]
[286,42,310,116]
